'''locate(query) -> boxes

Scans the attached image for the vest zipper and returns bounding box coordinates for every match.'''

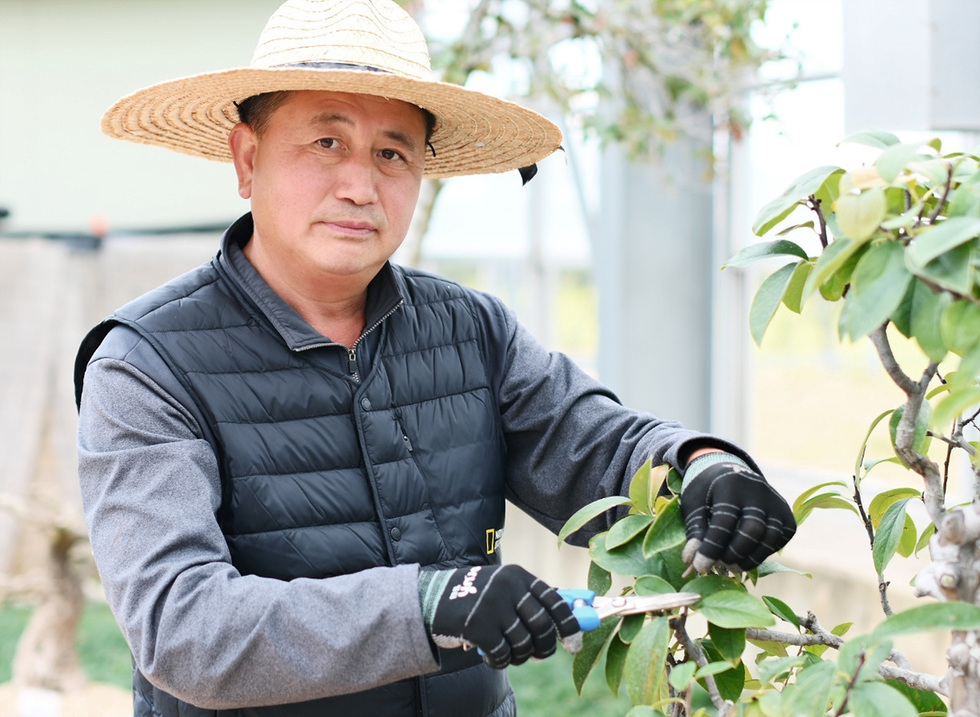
[347,347,359,383]
[346,299,404,385]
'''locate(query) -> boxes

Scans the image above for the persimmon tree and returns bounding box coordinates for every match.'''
[397,0,787,264]
[560,131,980,716]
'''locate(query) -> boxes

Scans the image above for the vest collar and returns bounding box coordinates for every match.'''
[218,213,403,351]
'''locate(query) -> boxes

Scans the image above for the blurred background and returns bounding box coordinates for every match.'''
[1,0,979,714]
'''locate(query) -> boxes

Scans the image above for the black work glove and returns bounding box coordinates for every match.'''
[418,564,581,669]
[680,453,796,573]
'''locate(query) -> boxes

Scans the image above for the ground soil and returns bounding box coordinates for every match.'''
[0,682,130,717]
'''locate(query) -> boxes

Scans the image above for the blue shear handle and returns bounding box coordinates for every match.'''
[557,589,601,632]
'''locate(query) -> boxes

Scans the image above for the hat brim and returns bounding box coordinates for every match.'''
[101,67,562,179]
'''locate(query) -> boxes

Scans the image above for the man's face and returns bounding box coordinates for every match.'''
[229,90,426,292]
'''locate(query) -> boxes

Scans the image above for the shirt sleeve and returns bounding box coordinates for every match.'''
[465,290,756,545]
[77,326,439,709]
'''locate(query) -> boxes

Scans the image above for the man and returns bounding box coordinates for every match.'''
[75,1,796,715]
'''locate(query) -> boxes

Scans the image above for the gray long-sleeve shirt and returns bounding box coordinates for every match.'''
[76,223,748,709]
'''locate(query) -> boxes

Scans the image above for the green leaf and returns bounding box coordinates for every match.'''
[909,280,951,362]
[793,493,859,525]
[914,522,936,556]
[889,403,933,458]
[874,601,980,639]
[779,660,836,717]
[802,236,863,301]
[588,561,612,595]
[837,633,894,684]
[847,682,918,717]
[725,239,809,268]
[842,129,901,149]
[695,661,737,679]
[897,513,918,558]
[624,707,662,717]
[618,613,646,644]
[605,632,629,696]
[763,595,801,628]
[634,575,676,596]
[642,496,686,557]
[624,616,670,706]
[836,187,887,241]
[868,488,921,528]
[752,166,844,236]
[782,262,813,314]
[873,498,912,573]
[572,616,617,694]
[707,623,745,661]
[948,175,980,218]
[909,157,952,186]
[932,385,980,433]
[698,640,746,702]
[646,542,689,590]
[941,300,980,355]
[757,655,808,684]
[750,262,799,345]
[875,142,930,182]
[838,240,912,341]
[629,460,669,516]
[911,240,975,296]
[606,514,655,550]
[559,496,631,546]
[907,216,980,267]
[792,480,849,509]
[668,660,697,692]
[589,532,655,578]
[697,590,775,628]
[682,574,744,598]
[756,561,812,579]
[855,409,896,482]
[885,678,949,713]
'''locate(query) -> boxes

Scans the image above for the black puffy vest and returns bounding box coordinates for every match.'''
[76,255,513,716]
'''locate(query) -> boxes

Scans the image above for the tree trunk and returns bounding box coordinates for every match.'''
[12,526,86,694]
[916,504,980,716]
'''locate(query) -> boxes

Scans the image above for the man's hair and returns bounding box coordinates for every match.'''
[236,91,437,146]
[235,92,293,136]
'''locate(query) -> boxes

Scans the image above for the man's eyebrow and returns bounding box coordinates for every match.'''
[310,112,422,153]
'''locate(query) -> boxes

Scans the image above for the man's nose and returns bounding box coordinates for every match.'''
[334,152,380,206]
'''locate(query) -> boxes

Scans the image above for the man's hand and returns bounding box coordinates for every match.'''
[419,564,581,669]
[680,454,796,574]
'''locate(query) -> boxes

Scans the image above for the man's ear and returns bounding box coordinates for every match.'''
[228,123,258,200]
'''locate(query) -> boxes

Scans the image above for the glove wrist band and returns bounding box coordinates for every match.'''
[681,451,750,492]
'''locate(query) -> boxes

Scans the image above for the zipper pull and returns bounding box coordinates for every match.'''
[347,347,359,380]
[394,410,414,452]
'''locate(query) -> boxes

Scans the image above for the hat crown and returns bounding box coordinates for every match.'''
[250,0,433,81]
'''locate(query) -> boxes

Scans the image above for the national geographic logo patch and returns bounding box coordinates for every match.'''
[486,528,502,555]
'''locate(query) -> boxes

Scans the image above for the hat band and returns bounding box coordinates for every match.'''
[275,61,390,73]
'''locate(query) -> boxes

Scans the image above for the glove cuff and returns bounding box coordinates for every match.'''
[681,451,750,493]
[418,569,454,628]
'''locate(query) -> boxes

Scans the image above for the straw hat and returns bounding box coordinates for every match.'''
[101,0,562,178]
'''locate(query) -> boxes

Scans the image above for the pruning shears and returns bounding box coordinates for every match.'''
[558,589,700,632]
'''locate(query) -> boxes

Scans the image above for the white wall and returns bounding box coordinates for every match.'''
[0,0,282,234]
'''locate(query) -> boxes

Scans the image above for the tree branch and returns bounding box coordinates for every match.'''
[745,612,947,696]
[850,476,895,616]
[868,326,945,525]
[868,325,919,395]
[808,195,829,249]
[671,615,733,715]
[927,162,954,225]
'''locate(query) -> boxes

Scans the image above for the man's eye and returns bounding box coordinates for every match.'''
[317,138,338,149]
[379,149,404,162]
